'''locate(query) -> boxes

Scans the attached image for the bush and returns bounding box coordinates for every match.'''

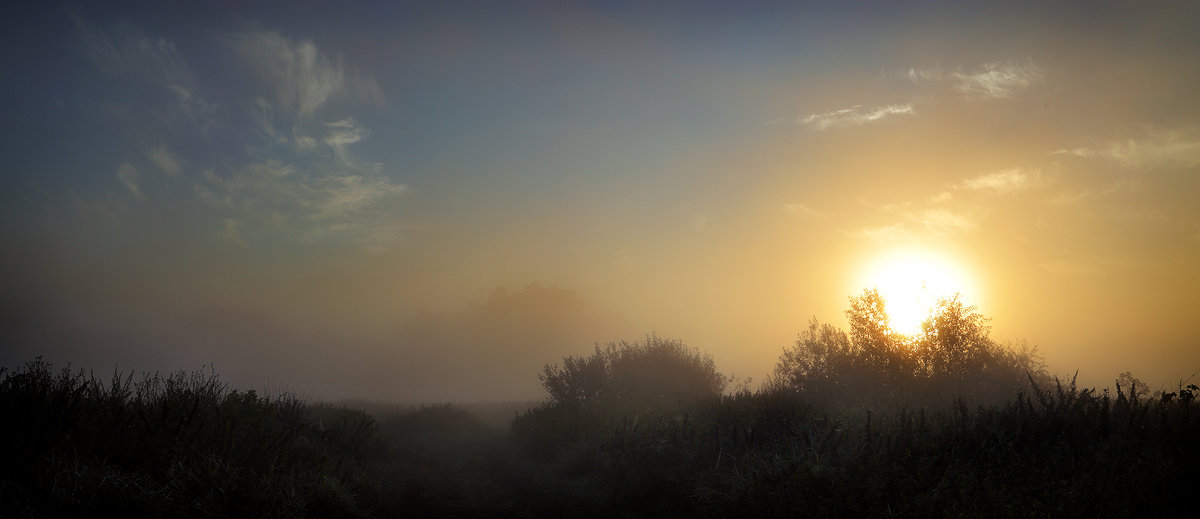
[538,335,729,408]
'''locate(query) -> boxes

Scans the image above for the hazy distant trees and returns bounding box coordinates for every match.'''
[538,335,729,407]
[769,288,1046,405]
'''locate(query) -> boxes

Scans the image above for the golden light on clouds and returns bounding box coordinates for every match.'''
[856,250,979,337]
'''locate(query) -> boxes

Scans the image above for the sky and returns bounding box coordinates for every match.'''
[3,1,1199,401]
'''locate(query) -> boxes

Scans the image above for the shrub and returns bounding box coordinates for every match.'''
[538,335,729,408]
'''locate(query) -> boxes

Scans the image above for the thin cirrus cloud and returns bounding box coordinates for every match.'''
[71,10,194,90]
[915,209,978,236]
[115,162,143,199]
[795,60,1041,131]
[223,30,383,120]
[951,60,1043,99]
[148,146,182,177]
[846,222,914,242]
[783,203,829,219]
[801,104,916,130]
[956,168,1042,194]
[1055,127,1200,170]
[846,208,977,242]
[900,60,1043,99]
[73,14,407,250]
[71,11,218,128]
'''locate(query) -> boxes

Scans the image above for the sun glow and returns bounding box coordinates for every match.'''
[857,250,976,337]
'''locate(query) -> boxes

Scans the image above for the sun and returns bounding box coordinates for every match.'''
[856,250,976,337]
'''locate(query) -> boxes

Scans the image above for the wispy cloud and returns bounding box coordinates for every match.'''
[846,208,977,242]
[224,30,381,119]
[313,174,407,219]
[196,159,408,243]
[148,146,182,177]
[73,12,408,250]
[904,66,944,83]
[957,168,1042,194]
[929,191,954,203]
[72,11,193,89]
[915,209,977,235]
[222,218,244,245]
[1046,179,1141,206]
[1054,127,1200,170]
[783,203,828,219]
[116,162,143,199]
[846,223,914,242]
[951,60,1043,98]
[802,104,915,130]
[324,118,367,161]
[72,11,227,135]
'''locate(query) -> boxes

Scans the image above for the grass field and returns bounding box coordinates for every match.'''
[3,353,1197,517]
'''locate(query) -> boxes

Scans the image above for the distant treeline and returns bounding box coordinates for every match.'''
[2,290,1197,516]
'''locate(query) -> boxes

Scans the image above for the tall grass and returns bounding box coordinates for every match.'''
[4,357,1197,517]
[0,358,381,517]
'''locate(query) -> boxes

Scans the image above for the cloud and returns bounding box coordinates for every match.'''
[846,208,977,243]
[221,218,244,244]
[929,191,954,203]
[116,162,143,198]
[73,11,220,135]
[196,159,407,244]
[225,30,382,119]
[1054,127,1200,170]
[915,209,977,235]
[148,146,182,177]
[324,118,367,160]
[846,223,914,242]
[1046,178,1141,207]
[904,66,944,83]
[71,15,406,249]
[957,168,1041,194]
[951,60,1043,98]
[802,104,915,130]
[72,12,194,89]
[783,203,828,219]
[324,118,365,146]
[313,174,407,219]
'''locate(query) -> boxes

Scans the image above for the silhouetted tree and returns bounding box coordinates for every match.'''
[768,318,852,398]
[915,294,992,380]
[770,289,1045,405]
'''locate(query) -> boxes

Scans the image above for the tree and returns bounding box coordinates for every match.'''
[538,335,729,407]
[846,288,915,386]
[768,318,851,396]
[915,294,993,380]
[771,290,1046,405]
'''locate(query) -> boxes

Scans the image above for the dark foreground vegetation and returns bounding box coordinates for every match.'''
[3,290,1198,517]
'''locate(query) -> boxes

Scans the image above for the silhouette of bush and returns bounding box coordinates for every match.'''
[538,335,729,408]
